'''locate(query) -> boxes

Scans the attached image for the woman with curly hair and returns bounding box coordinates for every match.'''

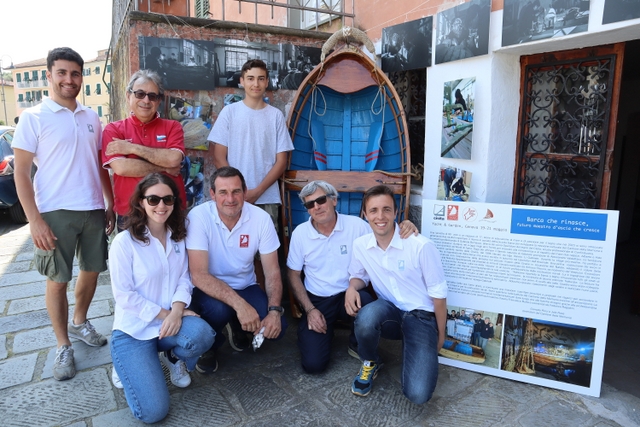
[109,173,215,423]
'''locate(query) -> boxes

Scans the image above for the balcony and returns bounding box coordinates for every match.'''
[18,99,42,108]
[16,79,48,89]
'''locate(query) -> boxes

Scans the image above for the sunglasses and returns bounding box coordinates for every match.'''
[129,89,162,102]
[141,195,176,206]
[303,195,328,210]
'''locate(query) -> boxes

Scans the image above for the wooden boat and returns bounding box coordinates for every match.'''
[282,27,411,235]
[533,352,578,370]
[439,338,486,364]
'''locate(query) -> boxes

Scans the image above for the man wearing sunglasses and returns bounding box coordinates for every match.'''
[102,70,186,231]
[186,167,288,374]
[287,181,417,374]
[13,47,115,381]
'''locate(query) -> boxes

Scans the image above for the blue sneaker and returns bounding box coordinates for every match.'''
[351,360,381,397]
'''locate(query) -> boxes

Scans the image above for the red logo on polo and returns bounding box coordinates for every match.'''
[240,235,250,248]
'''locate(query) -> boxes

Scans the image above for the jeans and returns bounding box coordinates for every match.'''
[355,298,439,404]
[191,284,288,349]
[110,316,215,424]
[479,336,489,351]
[298,289,374,374]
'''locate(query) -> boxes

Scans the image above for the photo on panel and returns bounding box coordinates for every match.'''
[435,0,491,64]
[442,77,475,159]
[381,17,433,73]
[502,0,590,47]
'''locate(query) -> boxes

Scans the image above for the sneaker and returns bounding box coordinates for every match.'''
[351,360,381,397]
[53,345,76,381]
[68,320,107,347]
[159,351,191,388]
[348,343,360,360]
[225,321,252,352]
[111,367,123,389]
[195,348,218,374]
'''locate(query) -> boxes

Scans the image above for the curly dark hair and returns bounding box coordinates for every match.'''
[124,173,187,244]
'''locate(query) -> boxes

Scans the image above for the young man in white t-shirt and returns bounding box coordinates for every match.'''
[208,59,293,211]
[186,167,287,373]
[345,185,447,404]
[12,47,115,381]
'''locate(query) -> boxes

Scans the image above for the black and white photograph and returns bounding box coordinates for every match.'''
[138,37,322,91]
[278,44,322,90]
[441,77,475,159]
[502,0,590,47]
[602,0,640,24]
[435,0,491,64]
[381,17,433,73]
[138,37,218,90]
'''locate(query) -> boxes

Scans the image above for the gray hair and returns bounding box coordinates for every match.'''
[126,69,165,94]
[298,180,338,203]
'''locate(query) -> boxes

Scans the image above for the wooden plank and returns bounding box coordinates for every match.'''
[284,170,408,194]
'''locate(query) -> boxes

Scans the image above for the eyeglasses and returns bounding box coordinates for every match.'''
[303,195,328,210]
[129,89,162,102]
[141,195,176,206]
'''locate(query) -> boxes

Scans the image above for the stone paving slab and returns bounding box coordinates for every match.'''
[13,326,58,353]
[0,335,7,359]
[0,260,32,275]
[0,281,47,301]
[0,270,46,287]
[8,295,112,316]
[15,251,35,262]
[0,309,51,334]
[0,369,117,427]
[0,353,37,390]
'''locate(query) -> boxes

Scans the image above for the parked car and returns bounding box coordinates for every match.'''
[0,126,30,223]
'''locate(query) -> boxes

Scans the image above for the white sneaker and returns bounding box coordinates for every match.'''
[111,367,123,389]
[159,351,191,388]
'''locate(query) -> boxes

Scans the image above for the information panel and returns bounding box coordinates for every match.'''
[422,201,619,397]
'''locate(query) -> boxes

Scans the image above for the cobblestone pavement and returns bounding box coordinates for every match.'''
[1,221,639,427]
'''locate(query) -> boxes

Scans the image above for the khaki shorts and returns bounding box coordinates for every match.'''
[35,209,108,283]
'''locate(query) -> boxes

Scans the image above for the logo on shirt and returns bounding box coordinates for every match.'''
[157,135,167,142]
[340,245,347,255]
[240,234,250,248]
[174,244,180,253]
[87,124,94,133]
[398,260,405,271]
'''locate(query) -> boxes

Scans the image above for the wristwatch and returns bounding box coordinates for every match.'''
[268,306,284,315]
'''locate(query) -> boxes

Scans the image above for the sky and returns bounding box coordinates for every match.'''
[0,0,113,68]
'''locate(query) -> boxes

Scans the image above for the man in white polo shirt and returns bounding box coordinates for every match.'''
[345,185,447,404]
[287,180,417,374]
[186,166,287,373]
[12,47,115,381]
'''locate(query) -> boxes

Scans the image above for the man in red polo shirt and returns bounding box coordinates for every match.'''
[102,69,186,230]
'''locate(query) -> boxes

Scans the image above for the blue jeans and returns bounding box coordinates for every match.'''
[110,316,215,424]
[191,284,288,349]
[298,289,374,374]
[355,298,439,404]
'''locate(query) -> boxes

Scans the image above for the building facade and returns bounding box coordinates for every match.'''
[0,81,16,126]
[11,50,111,127]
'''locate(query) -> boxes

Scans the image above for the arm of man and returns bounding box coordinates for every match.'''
[187,249,261,332]
[98,160,115,235]
[260,250,284,339]
[108,157,180,177]
[433,297,447,352]
[245,151,288,204]
[105,139,183,169]
[345,278,367,317]
[212,143,229,169]
[13,148,56,250]
[287,268,327,334]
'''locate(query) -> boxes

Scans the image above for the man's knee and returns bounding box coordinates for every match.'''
[403,387,434,405]
[134,400,169,424]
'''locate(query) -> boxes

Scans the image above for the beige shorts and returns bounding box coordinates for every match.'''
[254,203,280,261]
[35,209,108,283]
